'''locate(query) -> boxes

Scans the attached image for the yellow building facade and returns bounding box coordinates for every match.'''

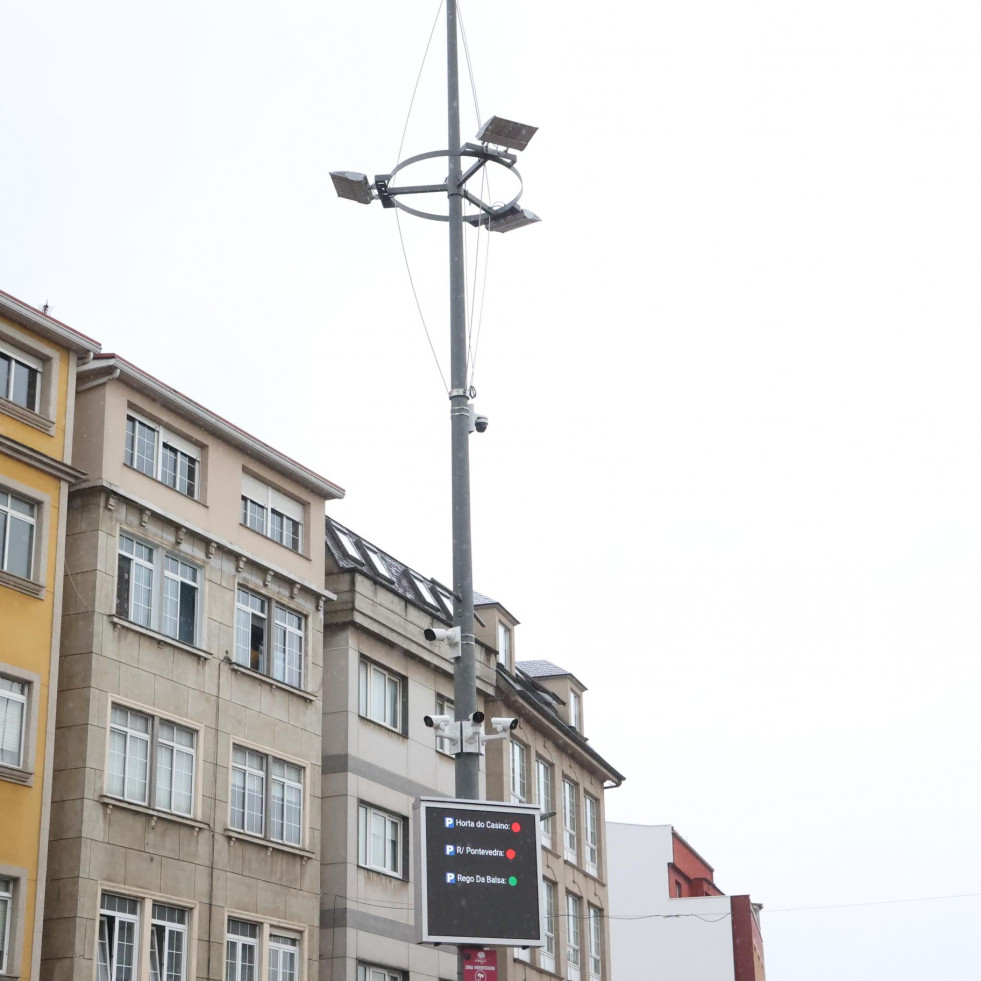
[0,291,99,980]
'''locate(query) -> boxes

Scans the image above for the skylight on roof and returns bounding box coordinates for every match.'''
[363,545,393,580]
[335,526,363,562]
[411,573,439,608]
[435,587,455,616]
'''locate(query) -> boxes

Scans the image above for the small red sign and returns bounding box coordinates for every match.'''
[461,948,498,981]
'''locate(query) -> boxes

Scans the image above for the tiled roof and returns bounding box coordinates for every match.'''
[474,591,497,605]
[516,659,571,679]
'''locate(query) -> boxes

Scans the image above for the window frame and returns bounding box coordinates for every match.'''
[234,587,306,691]
[587,905,603,980]
[0,326,58,431]
[98,891,195,981]
[584,794,600,876]
[497,622,512,667]
[0,669,36,781]
[116,534,203,649]
[149,902,189,981]
[566,893,582,981]
[0,876,12,975]
[105,702,199,820]
[357,802,405,879]
[536,758,554,849]
[240,474,304,554]
[229,743,307,850]
[0,339,41,414]
[510,740,528,804]
[124,410,201,500]
[570,690,582,732]
[562,778,579,864]
[357,658,405,734]
[225,918,304,981]
[541,879,557,973]
[434,693,455,756]
[0,489,37,582]
[358,962,404,981]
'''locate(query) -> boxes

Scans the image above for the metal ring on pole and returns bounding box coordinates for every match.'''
[383,148,525,224]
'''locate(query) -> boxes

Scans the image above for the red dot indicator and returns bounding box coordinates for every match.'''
[506,848,516,860]
[511,822,521,833]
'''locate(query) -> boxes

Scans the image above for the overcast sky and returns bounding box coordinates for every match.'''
[3,1,980,977]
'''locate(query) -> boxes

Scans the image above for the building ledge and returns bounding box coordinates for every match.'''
[0,568,44,599]
[228,662,317,703]
[0,762,35,787]
[0,395,56,435]
[99,795,211,834]
[224,828,314,862]
[108,615,209,661]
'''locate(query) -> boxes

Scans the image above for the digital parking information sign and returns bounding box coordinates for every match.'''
[415,797,544,946]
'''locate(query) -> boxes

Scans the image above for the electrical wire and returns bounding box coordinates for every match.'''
[457,0,481,129]
[393,0,449,393]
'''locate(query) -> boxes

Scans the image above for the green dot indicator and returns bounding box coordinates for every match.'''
[508,876,518,887]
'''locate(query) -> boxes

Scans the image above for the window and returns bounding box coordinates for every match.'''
[541,880,556,973]
[675,880,683,898]
[536,759,554,849]
[268,934,299,981]
[562,779,578,863]
[99,893,191,981]
[570,691,582,732]
[587,907,603,979]
[358,804,403,877]
[435,694,454,755]
[584,795,600,876]
[230,746,304,847]
[510,740,528,803]
[358,659,402,732]
[241,474,303,552]
[410,572,438,607]
[362,545,392,580]
[497,622,511,666]
[116,536,201,646]
[0,677,27,769]
[0,343,40,412]
[357,965,402,981]
[0,490,36,580]
[225,919,257,981]
[125,413,199,499]
[566,894,582,981]
[150,903,188,981]
[234,588,305,689]
[107,705,197,817]
[0,878,11,974]
[334,525,363,561]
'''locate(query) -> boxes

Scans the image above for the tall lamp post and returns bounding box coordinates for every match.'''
[331,1,538,805]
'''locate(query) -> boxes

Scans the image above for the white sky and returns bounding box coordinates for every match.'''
[3,1,980,977]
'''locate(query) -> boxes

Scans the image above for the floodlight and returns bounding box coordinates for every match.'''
[465,206,541,233]
[476,116,538,152]
[330,171,373,204]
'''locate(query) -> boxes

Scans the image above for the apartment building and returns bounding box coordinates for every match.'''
[0,291,100,980]
[607,823,766,981]
[42,353,344,980]
[322,520,623,981]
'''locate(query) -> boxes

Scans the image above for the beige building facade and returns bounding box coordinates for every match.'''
[42,354,343,980]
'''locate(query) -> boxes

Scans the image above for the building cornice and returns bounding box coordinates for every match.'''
[0,433,87,483]
[0,290,101,355]
[79,355,345,501]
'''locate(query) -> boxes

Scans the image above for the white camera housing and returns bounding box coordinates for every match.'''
[490,717,519,732]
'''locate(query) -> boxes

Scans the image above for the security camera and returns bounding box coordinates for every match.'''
[491,717,519,732]
[424,714,453,729]
[470,711,485,724]
[424,626,460,643]
[474,415,489,433]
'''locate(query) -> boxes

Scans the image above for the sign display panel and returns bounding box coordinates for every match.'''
[415,797,544,946]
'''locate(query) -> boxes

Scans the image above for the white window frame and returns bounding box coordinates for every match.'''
[410,572,438,607]
[149,902,188,981]
[0,876,12,975]
[570,690,582,732]
[98,892,194,981]
[0,676,28,772]
[241,474,304,553]
[435,693,454,756]
[106,704,198,818]
[362,545,392,580]
[357,965,403,981]
[0,340,41,413]
[234,588,306,690]
[566,893,582,981]
[230,744,306,848]
[584,794,600,876]
[541,879,556,973]
[562,779,579,863]
[268,932,299,981]
[587,905,603,980]
[497,622,512,666]
[125,411,200,500]
[358,659,403,733]
[510,740,528,804]
[98,892,142,981]
[357,803,404,878]
[116,535,202,647]
[225,919,258,981]
[536,758,554,849]
[0,489,37,581]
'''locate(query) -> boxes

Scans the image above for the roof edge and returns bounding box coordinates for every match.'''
[0,290,101,355]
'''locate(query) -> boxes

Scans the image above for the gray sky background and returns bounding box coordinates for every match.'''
[3,1,980,977]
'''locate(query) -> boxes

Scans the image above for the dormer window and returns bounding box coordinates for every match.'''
[497,622,512,667]
[570,690,582,731]
[335,526,363,561]
[410,573,438,608]
[362,545,392,580]
[241,474,303,553]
